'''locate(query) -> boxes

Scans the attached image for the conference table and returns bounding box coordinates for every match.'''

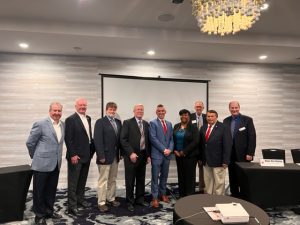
[0,165,32,223]
[236,162,300,208]
[173,194,269,225]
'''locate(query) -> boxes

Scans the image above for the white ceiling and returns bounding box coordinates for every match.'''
[0,0,299,64]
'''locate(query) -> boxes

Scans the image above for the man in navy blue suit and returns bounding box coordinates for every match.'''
[223,101,256,197]
[149,104,174,208]
[199,110,231,195]
[94,102,122,212]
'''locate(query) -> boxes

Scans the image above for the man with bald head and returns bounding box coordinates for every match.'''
[65,98,94,216]
[223,101,256,197]
[120,104,150,212]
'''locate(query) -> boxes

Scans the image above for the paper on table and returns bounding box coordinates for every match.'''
[203,207,221,221]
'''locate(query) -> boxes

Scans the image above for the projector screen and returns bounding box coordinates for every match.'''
[101,74,209,125]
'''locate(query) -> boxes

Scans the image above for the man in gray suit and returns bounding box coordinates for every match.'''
[94,102,122,212]
[26,102,64,225]
[149,104,174,208]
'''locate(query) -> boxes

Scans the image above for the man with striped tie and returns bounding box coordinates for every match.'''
[120,104,150,212]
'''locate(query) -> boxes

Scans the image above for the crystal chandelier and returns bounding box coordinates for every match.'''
[191,0,265,36]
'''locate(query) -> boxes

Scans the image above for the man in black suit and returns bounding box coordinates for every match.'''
[94,102,122,213]
[120,104,150,212]
[190,100,207,193]
[223,101,256,197]
[200,110,232,195]
[65,98,94,216]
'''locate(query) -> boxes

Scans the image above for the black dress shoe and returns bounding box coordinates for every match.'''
[78,201,92,208]
[135,201,149,207]
[68,208,83,217]
[50,212,62,219]
[34,216,46,225]
[127,203,134,212]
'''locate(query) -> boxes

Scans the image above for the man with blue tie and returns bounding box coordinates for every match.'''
[223,101,256,197]
[94,102,122,212]
[26,102,64,225]
[149,104,174,208]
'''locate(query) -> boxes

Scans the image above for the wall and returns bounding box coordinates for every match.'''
[1,53,299,187]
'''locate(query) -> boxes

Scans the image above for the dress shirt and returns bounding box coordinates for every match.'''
[77,112,91,142]
[50,117,62,142]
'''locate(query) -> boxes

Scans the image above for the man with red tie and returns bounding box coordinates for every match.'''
[149,104,174,208]
[199,110,232,195]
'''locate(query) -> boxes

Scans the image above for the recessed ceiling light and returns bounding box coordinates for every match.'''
[19,43,29,49]
[259,55,268,60]
[260,3,269,11]
[147,50,155,56]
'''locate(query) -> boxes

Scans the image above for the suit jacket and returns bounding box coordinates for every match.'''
[94,116,122,165]
[149,118,174,160]
[223,114,256,161]
[173,122,199,158]
[199,121,232,167]
[65,113,93,164]
[190,112,207,129]
[26,117,65,172]
[120,117,150,159]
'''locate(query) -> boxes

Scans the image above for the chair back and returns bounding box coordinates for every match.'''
[262,149,285,163]
[291,149,300,163]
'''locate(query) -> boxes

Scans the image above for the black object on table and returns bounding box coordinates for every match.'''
[173,194,269,225]
[236,162,300,208]
[0,164,32,223]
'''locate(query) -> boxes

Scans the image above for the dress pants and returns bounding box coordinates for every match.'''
[97,158,119,206]
[33,165,59,218]
[151,157,170,199]
[176,156,197,197]
[124,151,147,204]
[198,161,205,191]
[203,164,226,195]
[67,160,90,210]
[228,150,240,197]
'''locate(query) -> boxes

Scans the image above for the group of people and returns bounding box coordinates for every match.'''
[26,98,256,225]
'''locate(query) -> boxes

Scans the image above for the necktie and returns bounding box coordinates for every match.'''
[138,120,145,150]
[231,117,237,139]
[162,120,167,134]
[205,125,212,142]
[197,116,202,130]
[110,118,118,136]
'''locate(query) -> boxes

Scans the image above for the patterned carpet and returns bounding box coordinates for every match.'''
[3,185,300,225]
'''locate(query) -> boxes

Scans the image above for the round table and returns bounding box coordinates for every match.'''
[173,194,270,225]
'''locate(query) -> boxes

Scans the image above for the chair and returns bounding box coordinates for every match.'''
[291,149,300,163]
[262,149,285,163]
